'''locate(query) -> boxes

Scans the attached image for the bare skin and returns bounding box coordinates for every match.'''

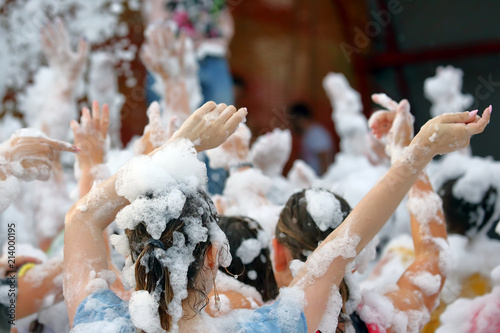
[64,101,247,326]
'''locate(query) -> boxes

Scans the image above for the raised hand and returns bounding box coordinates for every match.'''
[0,129,79,181]
[169,102,248,152]
[368,93,399,139]
[134,102,168,155]
[41,18,87,87]
[413,106,491,157]
[70,101,109,170]
[141,23,186,81]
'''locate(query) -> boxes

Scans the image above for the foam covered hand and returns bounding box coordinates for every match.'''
[41,18,87,87]
[141,23,186,81]
[412,106,491,157]
[70,101,109,169]
[135,102,168,155]
[170,102,248,152]
[368,93,399,139]
[0,129,79,181]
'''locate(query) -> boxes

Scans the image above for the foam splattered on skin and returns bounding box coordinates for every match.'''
[295,227,360,288]
[406,271,442,296]
[317,285,342,332]
[357,288,431,333]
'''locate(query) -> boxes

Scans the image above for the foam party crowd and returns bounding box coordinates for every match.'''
[0,1,499,333]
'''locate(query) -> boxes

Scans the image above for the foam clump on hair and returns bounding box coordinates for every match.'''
[116,139,206,202]
[115,188,186,239]
[109,234,131,257]
[305,189,344,231]
[114,139,206,239]
[129,290,164,333]
[236,229,269,265]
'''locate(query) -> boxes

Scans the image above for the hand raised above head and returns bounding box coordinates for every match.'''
[70,101,109,169]
[41,18,87,85]
[141,22,186,81]
[170,101,248,152]
[369,93,400,139]
[413,106,491,157]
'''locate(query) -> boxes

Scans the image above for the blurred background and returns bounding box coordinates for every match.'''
[1,0,500,171]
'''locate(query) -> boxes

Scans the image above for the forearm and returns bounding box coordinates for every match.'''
[332,144,432,254]
[78,166,95,199]
[408,171,447,256]
[165,78,190,119]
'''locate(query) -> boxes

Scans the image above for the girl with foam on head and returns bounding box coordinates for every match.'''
[63,100,490,332]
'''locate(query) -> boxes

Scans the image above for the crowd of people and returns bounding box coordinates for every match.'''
[1,3,500,333]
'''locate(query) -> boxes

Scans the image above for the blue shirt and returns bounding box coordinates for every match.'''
[74,289,308,332]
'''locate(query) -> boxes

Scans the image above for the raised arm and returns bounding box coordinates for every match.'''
[71,101,110,197]
[141,23,191,120]
[370,98,448,329]
[63,101,247,325]
[40,18,87,141]
[290,106,491,332]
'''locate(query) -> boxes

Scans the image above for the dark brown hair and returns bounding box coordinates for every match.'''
[218,216,279,302]
[439,177,499,239]
[275,189,352,330]
[125,188,219,331]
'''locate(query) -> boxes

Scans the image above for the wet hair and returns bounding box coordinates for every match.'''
[125,188,220,331]
[438,178,499,240]
[218,216,279,302]
[275,189,352,330]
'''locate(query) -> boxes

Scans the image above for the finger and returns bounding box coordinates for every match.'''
[140,46,153,69]
[70,120,80,136]
[213,103,228,116]
[196,101,217,115]
[45,21,58,46]
[56,17,69,49]
[40,137,80,153]
[466,106,492,135]
[152,25,164,52]
[77,38,88,60]
[101,104,110,137]
[439,111,477,124]
[372,93,398,111]
[224,107,248,134]
[92,100,100,131]
[15,256,42,267]
[162,25,173,51]
[397,99,410,114]
[81,107,91,133]
[40,26,53,50]
[464,109,478,124]
[218,105,237,123]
